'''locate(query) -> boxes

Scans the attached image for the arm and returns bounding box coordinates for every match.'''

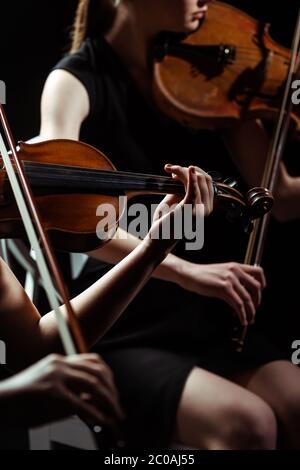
[0,237,171,370]
[0,165,208,370]
[39,70,266,334]
[223,119,300,222]
[39,70,188,285]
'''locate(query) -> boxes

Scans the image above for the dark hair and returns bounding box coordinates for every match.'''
[70,0,117,53]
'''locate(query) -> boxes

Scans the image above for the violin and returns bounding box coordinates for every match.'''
[153,1,298,132]
[0,139,273,252]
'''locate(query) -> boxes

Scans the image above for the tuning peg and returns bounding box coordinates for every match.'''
[207,170,223,182]
[222,177,239,189]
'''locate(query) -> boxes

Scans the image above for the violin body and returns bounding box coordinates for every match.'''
[0,139,273,253]
[153,1,297,131]
[0,140,121,253]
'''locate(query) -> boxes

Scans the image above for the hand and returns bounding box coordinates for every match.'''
[0,354,124,431]
[164,164,214,217]
[178,261,266,326]
[145,164,214,254]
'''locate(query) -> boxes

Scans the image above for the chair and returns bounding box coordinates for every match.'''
[29,417,98,450]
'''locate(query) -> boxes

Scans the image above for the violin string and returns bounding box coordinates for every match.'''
[25,162,217,184]
[234,55,288,65]
[24,162,182,184]
[24,164,185,192]
[24,162,239,196]
[236,46,290,58]
[23,162,226,194]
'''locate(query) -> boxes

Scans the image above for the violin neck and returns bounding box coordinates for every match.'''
[20,162,186,197]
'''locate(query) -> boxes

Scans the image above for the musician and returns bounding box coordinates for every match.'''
[0,164,204,439]
[39,0,300,449]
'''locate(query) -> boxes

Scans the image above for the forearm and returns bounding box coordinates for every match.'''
[224,116,300,222]
[88,228,183,285]
[41,238,175,347]
[223,119,300,222]
[0,238,180,368]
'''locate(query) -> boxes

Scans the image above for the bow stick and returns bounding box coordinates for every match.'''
[232,8,300,351]
[0,104,87,355]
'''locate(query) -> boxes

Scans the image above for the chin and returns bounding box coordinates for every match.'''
[168,19,201,35]
[182,19,201,33]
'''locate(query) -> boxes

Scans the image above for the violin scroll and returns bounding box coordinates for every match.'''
[210,173,273,233]
[247,187,274,219]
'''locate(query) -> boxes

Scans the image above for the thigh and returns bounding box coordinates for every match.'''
[99,347,196,448]
[232,360,300,422]
[174,366,276,450]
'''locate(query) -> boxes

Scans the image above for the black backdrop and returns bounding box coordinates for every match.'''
[0,0,300,451]
[0,0,299,140]
[0,1,300,352]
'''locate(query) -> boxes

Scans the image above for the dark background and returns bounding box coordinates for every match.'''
[0,0,299,140]
[0,0,299,450]
[0,0,300,351]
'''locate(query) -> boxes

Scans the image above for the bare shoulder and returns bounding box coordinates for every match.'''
[40,70,89,140]
[42,69,89,119]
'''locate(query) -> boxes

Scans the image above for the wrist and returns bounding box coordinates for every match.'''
[140,239,194,286]
[173,258,194,288]
[140,237,173,265]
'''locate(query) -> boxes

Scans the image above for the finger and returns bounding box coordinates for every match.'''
[206,175,215,214]
[60,386,116,432]
[79,395,122,442]
[67,356,117,397]
[194,167,214,214]
[224,288,248,326]
[70,362,124,419]
[183,166,199,205]
[155,195,182,220]
[165,164,211,216]
[65,369,124,422]
[195,170,211,215]
[242,265,267,289]
[165,164,189,187]
[160,194,182,207]
[194,166,211,180]
[232,279,256,325]
[239,271,262,307]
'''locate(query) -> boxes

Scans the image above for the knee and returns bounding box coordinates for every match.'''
[223,401,277,450]
[279,392,300,437]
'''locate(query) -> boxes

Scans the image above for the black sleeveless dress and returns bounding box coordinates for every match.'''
[53,38,287,448]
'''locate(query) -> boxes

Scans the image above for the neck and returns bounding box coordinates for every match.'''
[104,1,160,92]
[17,162,185,197]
